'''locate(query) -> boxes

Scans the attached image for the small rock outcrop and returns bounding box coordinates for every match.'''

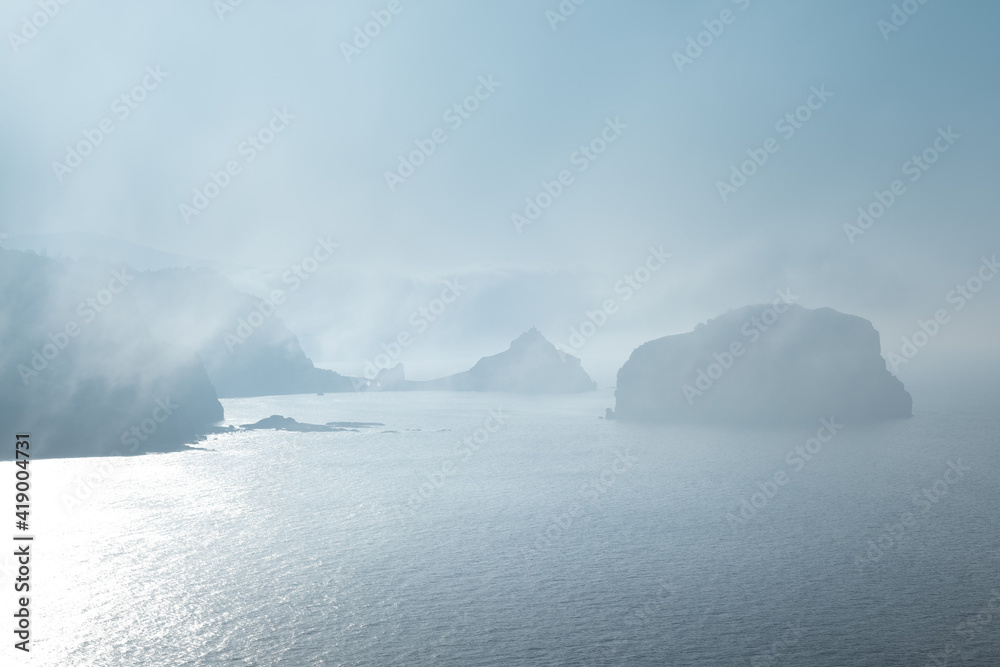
[239,415,356,432]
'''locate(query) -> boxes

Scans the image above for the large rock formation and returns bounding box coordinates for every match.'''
[406,328,596,393]
[0,250,225,459]
[612,304,912,425]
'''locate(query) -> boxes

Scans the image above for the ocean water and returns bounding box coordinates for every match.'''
[10,381,1000,666]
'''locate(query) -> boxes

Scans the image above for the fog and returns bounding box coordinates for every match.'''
[2,0,998,388]
[4,4,1000,665]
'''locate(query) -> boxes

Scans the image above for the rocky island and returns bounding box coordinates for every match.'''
[368,328,597,393]
[239,416,384,431]
[611,304,912,425]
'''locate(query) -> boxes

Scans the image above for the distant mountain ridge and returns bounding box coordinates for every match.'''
[131,267,356,398]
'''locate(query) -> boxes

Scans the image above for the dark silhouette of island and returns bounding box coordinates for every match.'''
[611,304,912,425]
[0,250,225,459]
[10,247,914,459]
[368,328,596,393]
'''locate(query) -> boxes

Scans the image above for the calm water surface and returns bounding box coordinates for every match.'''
[15,381,1000,665]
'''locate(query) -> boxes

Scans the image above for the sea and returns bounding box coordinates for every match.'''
[8,378,1000,666]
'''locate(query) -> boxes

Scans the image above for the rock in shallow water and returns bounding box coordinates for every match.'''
[239,415,357,432]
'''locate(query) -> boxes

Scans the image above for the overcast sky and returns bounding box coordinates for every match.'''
[2,0,998,384]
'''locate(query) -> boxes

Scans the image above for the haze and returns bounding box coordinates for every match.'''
[2,0,998,386]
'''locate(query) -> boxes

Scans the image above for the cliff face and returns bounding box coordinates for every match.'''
[0,251,224,459]
[613,305,912,425]
[131,268,355,397]
[415,328,597,393]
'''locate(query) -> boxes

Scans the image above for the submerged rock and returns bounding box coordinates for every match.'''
[240,415,356,432]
